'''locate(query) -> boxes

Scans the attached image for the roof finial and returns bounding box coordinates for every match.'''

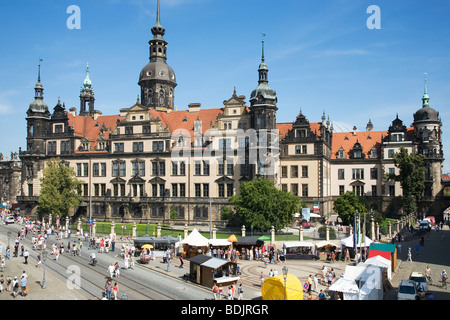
[156,0,161,25]
[38,58,43,82]
[424,72,428,94]
[261,33,266,62]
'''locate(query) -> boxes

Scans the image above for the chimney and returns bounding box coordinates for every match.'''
[93,110,102,121]
[353,126,357,136]
[188,103,201,113]
[69,107,77,117]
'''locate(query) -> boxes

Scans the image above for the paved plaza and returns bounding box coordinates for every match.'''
[0,221,448,300]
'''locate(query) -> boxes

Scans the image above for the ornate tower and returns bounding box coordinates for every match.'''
[80,63,96,116]
[139,0,177,111]
[412,74,443,201]
[26,60,50,155]
[249,36,279,181]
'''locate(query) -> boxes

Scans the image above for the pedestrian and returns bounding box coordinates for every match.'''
[179,255,184,268]
[129,254,135,270]
[231,282,236,300]
[23,250,29,264]
[55,249,59,261]
[114,262,120,278]
[124,255,129,270]
[108,264,115,278]
[212,283,219,300]
[36,252,41,268]
[218,285,223,299]
[113,282,119,300]
[260,271,265,286]
[327,271,333,287]
[307,292,314,300]
[307,275,313,293]
[227,286,233,300]
[20,275,27,297]
[237,284,243,300]
[12,276,19,298]
[105,279,112,300]
[313,274,319,292]
[318,289,325,300]
[6,276,12,291]
[0,274,4,293]
[407,249,412,262]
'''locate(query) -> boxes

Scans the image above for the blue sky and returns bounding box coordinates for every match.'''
[0,0,449,172]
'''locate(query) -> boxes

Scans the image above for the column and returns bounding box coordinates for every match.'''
[132,222,137,239]
[370,216,375,240]
[92,219,97,239]
[326,226,330,241]
[270,226,275,244]
[157,223,161,238]
[184,224,188,240]
[212,225,217,239]
[241,225,246,238]
[299,226,304,241]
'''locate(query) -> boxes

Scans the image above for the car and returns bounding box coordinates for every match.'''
[4,216,14,224]
[419,220,431,231]
[410,272,428,293]
[397,280,417,300]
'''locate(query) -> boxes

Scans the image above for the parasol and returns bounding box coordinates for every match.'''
[258,235,271,241]
[141,244,154,249]
[227,234,238,242]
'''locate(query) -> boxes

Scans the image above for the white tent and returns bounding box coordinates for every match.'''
[315,240,339,249]
[363,255,392,280]
[283,241,314,249]
[208,239,232,247]
[340,234,373,248]
[328,278,360,300]
[180,228,209,247]
[329,264,383,300]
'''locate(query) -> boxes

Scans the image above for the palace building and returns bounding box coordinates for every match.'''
[15,1,448,226]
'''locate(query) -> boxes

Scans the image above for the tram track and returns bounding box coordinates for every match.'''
[0,223,192,300]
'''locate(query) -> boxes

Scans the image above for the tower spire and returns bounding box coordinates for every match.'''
[422,72,430,108]
[261,33,266,62]
[37,58,43,82]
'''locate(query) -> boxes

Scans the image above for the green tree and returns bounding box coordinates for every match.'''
[229,178,300,231]
[333,191,367,225]
[37,158,83,219]
[384,147,426,215]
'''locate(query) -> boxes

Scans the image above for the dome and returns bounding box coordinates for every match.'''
[29,97,48,113]
[139,61,176,86]
[413,106,439,123]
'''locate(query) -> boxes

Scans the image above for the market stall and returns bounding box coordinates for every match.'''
[208,239,232,258]
[368,242,397,271]
[282,241,315,260]
[179,228,210,258]
[315,240,339,261]
[133,235,180,257]
[340,234,373,260]
[188,254,239,288]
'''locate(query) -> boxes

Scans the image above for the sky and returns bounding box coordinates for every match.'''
[0,0,449,172]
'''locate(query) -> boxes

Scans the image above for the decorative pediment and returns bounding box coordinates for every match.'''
[110,177,126,184]
[149,176,166,184]
[128,175,146,183]
[215,176,235,183]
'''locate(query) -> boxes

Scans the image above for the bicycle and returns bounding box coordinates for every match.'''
[426,274,432,285]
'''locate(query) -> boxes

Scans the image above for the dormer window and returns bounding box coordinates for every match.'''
[338,147,345,159]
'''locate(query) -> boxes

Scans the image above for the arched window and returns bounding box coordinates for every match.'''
[159,90,165,105]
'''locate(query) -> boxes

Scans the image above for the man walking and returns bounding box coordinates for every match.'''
[23,250,29,264]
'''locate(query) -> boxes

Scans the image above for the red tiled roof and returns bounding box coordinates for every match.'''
[331,130,387,159]
[149,108,224,142]
[276,123,293,139]
[67,113,123,152]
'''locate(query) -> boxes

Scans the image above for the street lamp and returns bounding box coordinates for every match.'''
[282,266,288,300]
[42,249,48,289]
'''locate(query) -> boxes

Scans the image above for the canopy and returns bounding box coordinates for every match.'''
[208,239,232,247]
[258,235,271,241]
[262,274,303,300]
[364,255,392,280]
[236,236,264,246]
[368,250,391,261]
[283,241,314,249]
[340,234,373,248]
[315,241,338,249]
[134,235,180,247]
[369,243,396,253]
[180,228,209,247]
[329,278,360,294]
[141,244,154,249]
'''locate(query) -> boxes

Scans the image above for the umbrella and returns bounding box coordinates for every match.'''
[258,235,271,241]
[141,244,154,249]
[227,234,238,242]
